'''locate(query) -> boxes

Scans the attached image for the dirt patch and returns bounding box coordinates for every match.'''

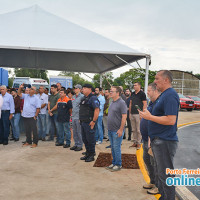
[93,152,139,169]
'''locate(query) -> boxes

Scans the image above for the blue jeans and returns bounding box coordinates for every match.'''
[49,114,59,141]
[72,118,83,147]
[95,116,103,142]
[37,114,46,138]
[143,141,156,185]
[108,130,124,166]
[10,113,21,139]
[151,138,178,200]
[58,121,71,145]
[0,111,10,143]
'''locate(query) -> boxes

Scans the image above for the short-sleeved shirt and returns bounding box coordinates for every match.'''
[48,92,60,114]
[107,97,127,131]
[72,93,84,120]
[37,93,48,115]
[130,90,147,114]
[1,92,15,114]
[21,93,41,118]
[57,96,72,123]
[148,88,179,141]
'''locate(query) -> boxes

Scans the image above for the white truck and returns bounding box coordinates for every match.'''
[12,77,49,89]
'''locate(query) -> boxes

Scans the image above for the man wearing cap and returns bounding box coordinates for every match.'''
[79,84,100,162]
[70,84,84,151]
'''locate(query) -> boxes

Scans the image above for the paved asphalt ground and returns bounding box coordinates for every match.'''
[174,123,200,199]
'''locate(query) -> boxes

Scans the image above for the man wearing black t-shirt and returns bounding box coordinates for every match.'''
[129,82,147,149]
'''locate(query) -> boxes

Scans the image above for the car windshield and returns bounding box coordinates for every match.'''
[178,94,186,98]
[190,96,200,101]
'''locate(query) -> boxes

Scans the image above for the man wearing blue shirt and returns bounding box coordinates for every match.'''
[139,70,179,200]
[95,87,105,144]
[0,85,15,145]
[18,84,41,148]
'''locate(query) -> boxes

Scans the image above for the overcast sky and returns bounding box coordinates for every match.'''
[0,0,200,78]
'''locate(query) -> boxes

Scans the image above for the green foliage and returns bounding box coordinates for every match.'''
[113,68,156,89]
[93,72,114,89]
[194,73,200,79]
[14,68,49,82]
[8,77,14,88]
[59,71,94,86]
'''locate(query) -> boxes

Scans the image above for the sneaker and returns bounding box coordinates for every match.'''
[105,164,114,170]
[74,147,83,151]
[129,143,137,148]
[136,144,141,150]
[42,138,46,141]
[96,141,102,145]
[55,143,64,146]
[143,183,155,189]
[110,165,122,172]
[147,187,159,195]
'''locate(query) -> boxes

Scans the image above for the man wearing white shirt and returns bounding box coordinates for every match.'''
[0,85,15,145]
[37,86,48,141]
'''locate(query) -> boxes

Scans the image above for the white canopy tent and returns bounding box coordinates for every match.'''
[0,5,150,92]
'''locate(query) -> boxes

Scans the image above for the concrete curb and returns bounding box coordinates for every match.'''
[137,121,200,200]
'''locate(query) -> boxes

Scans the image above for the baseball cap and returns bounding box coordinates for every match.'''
[82,84,93,89]
[74,84,82,89]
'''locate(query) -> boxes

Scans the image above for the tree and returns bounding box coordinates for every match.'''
[58,71,94,86]
[93,72,114,89]
[194,73,200,79]
[14,68,49,82]
[113,68,156,89]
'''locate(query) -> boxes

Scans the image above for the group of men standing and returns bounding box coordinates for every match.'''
[0,70,179,199]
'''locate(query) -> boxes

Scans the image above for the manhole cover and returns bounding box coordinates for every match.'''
[93,152,139,169]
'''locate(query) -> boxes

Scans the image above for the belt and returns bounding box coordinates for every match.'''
[1,110,10,113]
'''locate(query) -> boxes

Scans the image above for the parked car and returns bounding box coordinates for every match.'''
[186,96,200,110]
[178,93,195,111]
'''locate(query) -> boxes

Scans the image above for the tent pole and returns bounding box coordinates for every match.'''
[144,56,150,94]
[100,73,103,87]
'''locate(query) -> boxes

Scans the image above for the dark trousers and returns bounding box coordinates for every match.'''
[143,141,155,185]
[23,117,38,145]
[151,138,178,200]
[0,111,10,143]
[127,111,132,139]
[81,122,96,154]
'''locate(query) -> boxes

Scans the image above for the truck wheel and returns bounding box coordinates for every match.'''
[186,108,193,111]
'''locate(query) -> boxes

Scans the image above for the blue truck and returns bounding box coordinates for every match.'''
[49,76,73,89]
[0,68,8,86]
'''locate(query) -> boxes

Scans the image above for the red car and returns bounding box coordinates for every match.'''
[186,96,200,110]
[178,93,195,111]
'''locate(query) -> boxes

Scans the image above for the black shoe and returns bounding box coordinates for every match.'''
[3,141,8,145]
[63,144,70,148]
[14,138,19,142]
[85,154,95,162]
[74,147,83,151]
[22,141,26,144]
[55,143,64,146]
[10,138,15,141]
[42,138,46,141]
[47,138,54,141]
[106,145,111,148]
[128,137,131,141]
[106,139,109,142]
[0,141,3,144]
[38,137,42,140]
[70,146,77,150]
[80,155,89,160]
[103,136,107,139]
